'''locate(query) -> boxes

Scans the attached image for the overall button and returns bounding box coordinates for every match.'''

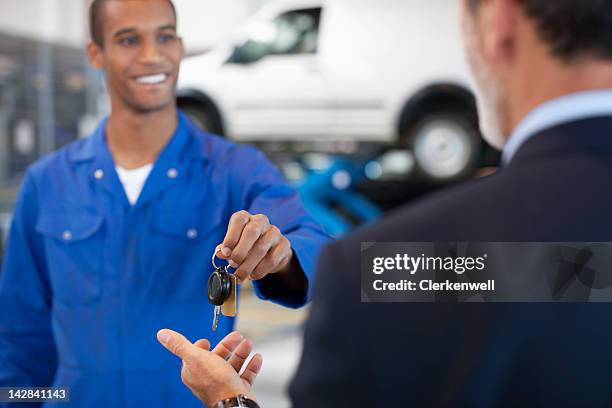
[186,228,198,239]
[62,230,73,241]
[167,168,178,179]
[94,169,104,180]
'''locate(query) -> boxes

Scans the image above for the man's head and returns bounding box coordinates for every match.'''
[87,0,184,114]
[462,0,612,149]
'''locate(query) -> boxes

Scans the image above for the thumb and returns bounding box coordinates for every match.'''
[194,339,212,351]
[157,329,199,362]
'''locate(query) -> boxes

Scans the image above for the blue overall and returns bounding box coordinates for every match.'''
[0,112,329,407]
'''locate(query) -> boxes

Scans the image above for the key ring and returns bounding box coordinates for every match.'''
[212,247,229,269]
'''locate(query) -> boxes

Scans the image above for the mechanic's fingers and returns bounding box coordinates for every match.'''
[240,353,263,387]
[215,244,238,268]
[230,214,270,267]
[228,339,253,372]
[211,331,244,360]
[220,211,251,258]
[157,329,200,363]
[214,244,225,259]
[234,228,280,281]
[194,339,211,351]
[251,237,291,280]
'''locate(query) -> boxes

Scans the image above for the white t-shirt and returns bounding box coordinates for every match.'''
[115,164,154,205]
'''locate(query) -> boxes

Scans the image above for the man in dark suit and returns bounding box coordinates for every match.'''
[157,0,612,406]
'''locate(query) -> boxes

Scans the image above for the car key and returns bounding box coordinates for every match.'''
[208,264,231,331]
[208,250,238,331]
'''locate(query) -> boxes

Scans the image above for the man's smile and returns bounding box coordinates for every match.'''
[135,73,169,85]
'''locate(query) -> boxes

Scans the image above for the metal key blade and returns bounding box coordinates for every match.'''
[212,305,221,331]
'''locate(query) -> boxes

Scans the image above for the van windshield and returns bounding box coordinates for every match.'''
[227,8,322,64]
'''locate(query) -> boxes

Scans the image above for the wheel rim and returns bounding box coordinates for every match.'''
[413,119,474,180]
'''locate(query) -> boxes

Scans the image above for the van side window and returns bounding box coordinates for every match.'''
[271,8,321,55]
[228,8,321,64]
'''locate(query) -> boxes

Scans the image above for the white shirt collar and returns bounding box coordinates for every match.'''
[502,89,612,165]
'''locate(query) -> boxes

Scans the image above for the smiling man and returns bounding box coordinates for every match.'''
[0,0,328,407]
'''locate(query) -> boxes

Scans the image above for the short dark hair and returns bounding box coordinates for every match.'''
[89,0,177,47]
[469,0,612,62]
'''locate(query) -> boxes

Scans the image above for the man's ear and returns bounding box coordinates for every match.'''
[86,41,104,70]
[178,36,185,60]
[485,0,519,67]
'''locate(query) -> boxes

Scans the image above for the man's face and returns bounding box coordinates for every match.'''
[461,1,507,150]
[87,0,184,114]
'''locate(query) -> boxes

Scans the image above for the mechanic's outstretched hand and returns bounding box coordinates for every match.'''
[157,329,262,407]
[217,210,294,282]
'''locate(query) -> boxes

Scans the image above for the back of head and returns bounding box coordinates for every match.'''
[470,0,612,63]
[466,0,612,147]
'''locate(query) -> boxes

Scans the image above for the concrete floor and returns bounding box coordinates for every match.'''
[235,282,308,408]
[248,332,303,407]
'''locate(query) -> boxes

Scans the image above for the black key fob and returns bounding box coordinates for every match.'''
[208,266,232,306]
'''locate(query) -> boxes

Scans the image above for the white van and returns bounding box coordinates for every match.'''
[177,0,490,182]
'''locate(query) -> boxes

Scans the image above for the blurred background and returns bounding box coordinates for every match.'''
[0,0,500,406]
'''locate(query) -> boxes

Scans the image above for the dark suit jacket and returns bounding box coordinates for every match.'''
[289,117,612,408]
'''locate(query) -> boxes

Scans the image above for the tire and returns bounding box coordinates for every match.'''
[404,112,481,183]
[179,103,224,136]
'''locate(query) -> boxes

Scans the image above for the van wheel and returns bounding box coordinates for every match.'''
[405,112,481,183]
[179,104,224,136]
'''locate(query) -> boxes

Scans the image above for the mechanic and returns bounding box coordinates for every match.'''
[0,0,329,406]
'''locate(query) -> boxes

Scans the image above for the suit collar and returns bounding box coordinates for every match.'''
[503,90,612,166]
[507,116,612,169]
